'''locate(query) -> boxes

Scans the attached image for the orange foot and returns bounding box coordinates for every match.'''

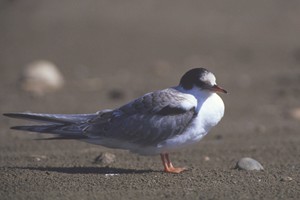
[164,166,187,174]
[160,153,188,174]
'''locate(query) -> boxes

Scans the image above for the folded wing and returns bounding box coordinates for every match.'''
[84,88,197,146]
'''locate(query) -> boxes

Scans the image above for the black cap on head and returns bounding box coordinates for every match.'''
[179,68,211,90]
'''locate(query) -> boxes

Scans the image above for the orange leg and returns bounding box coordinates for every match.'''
[160,153,187,173]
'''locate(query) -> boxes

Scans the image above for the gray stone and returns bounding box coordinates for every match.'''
[93,152,116,165]
[280,176,293,182]
[236,157,264,171]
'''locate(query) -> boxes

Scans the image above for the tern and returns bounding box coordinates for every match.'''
[4,68,227,173]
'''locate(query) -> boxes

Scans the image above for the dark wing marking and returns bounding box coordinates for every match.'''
[157,105,189,116]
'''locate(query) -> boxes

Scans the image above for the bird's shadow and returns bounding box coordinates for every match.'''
[15,166,158,174]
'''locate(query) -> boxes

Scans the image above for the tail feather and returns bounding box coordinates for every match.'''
[11,124,65,133]
[3,112,96,124]
[3,112,98,137]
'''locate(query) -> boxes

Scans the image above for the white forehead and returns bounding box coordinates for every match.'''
[200,72,216,85]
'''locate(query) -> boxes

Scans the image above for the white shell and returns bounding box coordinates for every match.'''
[21,60,64,96]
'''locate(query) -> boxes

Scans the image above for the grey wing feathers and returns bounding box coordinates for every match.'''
[84,88,196,146]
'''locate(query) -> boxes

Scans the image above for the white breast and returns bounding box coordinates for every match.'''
[192,93,225,135]
[158,89,225,152]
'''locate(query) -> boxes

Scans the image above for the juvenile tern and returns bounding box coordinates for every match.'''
[4,68,227,173]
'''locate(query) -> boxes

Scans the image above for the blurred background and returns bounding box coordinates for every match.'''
[1,1,300,199]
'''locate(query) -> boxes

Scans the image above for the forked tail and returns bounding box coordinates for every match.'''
[3,112,98,139]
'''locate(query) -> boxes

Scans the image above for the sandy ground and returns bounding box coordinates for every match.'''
[1,1,300,199]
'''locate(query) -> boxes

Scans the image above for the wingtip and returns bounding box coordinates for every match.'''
[3,112,25,118]
[3,113,19,119]
[10,126,26,131]
[3,113,11,117]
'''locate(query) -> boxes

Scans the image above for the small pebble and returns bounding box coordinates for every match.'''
[280,176,293,182]
[235,157,264,171]
[21,60,64,96]
[105,173,119,177]
[204,156,210,161]
[30,154,47,162]
[93,152,116,165]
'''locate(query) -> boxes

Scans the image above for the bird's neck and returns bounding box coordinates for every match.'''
[175,85,213,100]
[175,85,215,113]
